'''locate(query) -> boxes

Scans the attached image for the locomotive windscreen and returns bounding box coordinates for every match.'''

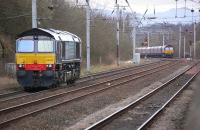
[17,40,54,53]
[17,40,34,52]
[38,40,54,52]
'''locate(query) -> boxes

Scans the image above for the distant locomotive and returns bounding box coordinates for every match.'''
[135,45,174,58]
[16,28,81,90]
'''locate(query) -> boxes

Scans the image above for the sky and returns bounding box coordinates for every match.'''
[67,0,200,24]
[73,0,200,14]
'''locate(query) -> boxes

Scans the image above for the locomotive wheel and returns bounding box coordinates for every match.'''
[67,80,75,84]
[70,80,75,84]
[24,87,33,92]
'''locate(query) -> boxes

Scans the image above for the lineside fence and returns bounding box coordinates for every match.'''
[0,60,16,77]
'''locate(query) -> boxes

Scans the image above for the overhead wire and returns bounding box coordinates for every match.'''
[1,0,199,24]
[188,0,200,4]
[124,0,141,27]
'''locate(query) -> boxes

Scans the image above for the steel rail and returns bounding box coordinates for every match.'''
[0,61,171,106]
[0,61,176,127]
[80,62,148,78]
[0,62,172,113]
[84,63,198,130]
[0,90,24,99]
[137,69,200,130]
[0,61,162,103]
[78,61,162,82]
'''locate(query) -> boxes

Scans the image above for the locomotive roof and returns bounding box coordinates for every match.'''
[17,28,81,42]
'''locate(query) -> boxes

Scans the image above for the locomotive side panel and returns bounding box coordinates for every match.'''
[57,40,81,84]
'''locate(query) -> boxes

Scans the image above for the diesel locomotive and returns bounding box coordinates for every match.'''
[135,45,174,58]
[16,28,81,90]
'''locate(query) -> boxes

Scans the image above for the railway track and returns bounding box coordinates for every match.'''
[78,61,161,83]
[85,62,200,130]
[0,61,164,103]
[0,61,177,127]
[0,90,24,100]
[0,61,173,109]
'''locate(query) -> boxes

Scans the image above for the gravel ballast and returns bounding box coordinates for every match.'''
[2,62,189,130]
[147,71,200,130]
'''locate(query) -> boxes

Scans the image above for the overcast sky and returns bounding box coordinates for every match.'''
[74,0,200,14]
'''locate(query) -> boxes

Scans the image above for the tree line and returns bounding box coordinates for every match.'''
[0,0,133,66]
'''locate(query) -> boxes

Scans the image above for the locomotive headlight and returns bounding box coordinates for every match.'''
[18,64,24,68]
[49,64,52,68]
[46,64,53,68]
[46,64,54,70]
[19,64,22,68]
[18,64,25,70]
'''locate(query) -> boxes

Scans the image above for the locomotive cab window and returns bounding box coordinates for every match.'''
[165,47,170,51]
[38,40,54,52]
[62,41,77,60]
[17,40,34,52]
